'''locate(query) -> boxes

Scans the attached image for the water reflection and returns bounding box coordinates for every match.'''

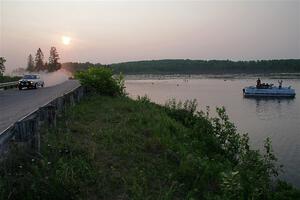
[247,98,296,120]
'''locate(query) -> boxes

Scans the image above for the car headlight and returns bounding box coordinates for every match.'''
[30,81,34,84]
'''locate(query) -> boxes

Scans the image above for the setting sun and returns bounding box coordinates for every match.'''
[62,36,71,45]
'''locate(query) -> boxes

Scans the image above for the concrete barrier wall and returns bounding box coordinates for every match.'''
[0,86,86,158]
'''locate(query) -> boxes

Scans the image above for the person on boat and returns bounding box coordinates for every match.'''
[278,80,283,89]
[256,78,261,88]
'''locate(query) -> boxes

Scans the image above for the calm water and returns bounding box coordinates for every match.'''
[125,78,300,187]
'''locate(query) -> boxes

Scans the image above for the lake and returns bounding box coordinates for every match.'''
[125,77,300,188]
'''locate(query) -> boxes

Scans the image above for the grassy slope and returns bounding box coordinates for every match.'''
[1,95,300,199]
[1,96,192,199]
[45,95,189,199]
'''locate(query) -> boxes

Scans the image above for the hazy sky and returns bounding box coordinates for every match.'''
[0,0,299,72]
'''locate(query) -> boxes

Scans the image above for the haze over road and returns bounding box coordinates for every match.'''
[0,80,80,133]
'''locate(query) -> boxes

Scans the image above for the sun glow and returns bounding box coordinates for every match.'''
[62,36,71,45]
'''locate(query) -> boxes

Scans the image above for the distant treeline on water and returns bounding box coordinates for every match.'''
[62,59,300,75]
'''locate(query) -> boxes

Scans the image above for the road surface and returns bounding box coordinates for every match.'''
[0,80,80,133]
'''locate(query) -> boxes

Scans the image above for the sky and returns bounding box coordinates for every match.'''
[0,0,300,72]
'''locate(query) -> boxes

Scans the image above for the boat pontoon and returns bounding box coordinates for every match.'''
[243,80,296,98]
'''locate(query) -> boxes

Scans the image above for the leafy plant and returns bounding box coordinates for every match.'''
[165,98,198,114]
[136,95,151,104]
[75,67,125,96]
[164,98,298,199]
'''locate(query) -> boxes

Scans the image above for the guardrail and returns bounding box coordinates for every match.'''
[0,85,86,158]
[0,81,18,90]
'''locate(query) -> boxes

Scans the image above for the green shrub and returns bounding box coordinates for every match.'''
[164,99,300,199]
[136,95,151,104]
[75,67,125,96]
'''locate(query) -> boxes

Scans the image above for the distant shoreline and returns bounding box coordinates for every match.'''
[124,73,300,80]
[62,59,300,76]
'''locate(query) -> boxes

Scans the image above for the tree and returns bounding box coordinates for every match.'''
[44,62,48,71]
[27,54,35,72]
[48,47,61,72]
[0,57,6,75]
[34,48,44,71]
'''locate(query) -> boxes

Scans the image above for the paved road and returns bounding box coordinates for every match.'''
[0,80,80,133]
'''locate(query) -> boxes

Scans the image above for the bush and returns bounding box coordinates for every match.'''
[75,67,125,96]
[163,100,300,199]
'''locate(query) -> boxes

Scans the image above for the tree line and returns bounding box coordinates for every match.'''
[2,57,300,77]
[61,62,96,74]
[110,59,300,74]
[60,59,300,75]
[27,47,61,72]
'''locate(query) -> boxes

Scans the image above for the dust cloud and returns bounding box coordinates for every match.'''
[39,69,73,87]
